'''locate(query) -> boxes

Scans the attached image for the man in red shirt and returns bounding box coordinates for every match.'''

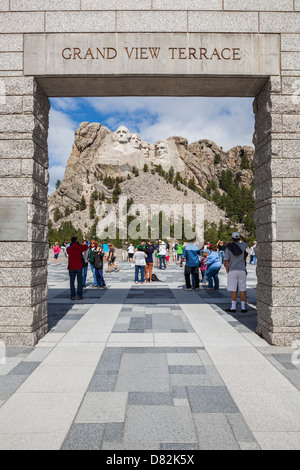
[66,236,88,300]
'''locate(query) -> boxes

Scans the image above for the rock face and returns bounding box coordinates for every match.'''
[48,122,254,234]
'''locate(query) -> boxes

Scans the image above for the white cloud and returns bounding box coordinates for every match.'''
[48,106,78,195]
[47,96,255,194]
[48,164,66,195]
[85,96,255,150]
[48,108,77,167]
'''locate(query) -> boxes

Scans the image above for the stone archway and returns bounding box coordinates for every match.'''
[0,7,299,347]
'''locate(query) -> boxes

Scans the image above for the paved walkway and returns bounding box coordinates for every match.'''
[0,259,300,450]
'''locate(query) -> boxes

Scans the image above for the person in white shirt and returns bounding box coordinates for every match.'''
[157,241,167,270]
[133,246,147,284]
[128,243,135,262]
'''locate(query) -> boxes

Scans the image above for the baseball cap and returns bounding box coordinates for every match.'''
[232,232,240,240]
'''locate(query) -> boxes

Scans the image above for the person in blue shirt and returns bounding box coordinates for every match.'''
[102,242,109,261]
[206,245,222,290]
[180,239,201,290]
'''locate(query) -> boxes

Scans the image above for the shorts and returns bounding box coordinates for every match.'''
[54,253,59,259]
[227,270,247,292]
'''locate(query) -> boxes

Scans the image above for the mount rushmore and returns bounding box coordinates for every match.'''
[49,122,254,235]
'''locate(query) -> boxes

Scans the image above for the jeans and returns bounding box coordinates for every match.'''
[250,255,257,265]
[135,265,145,283]
[185,265,200,289]
[218,250,225,265]
[90,263,97,286]
[159,255,166,269]
[95,269,106,287]
[69,269,83,298]
[82,265,88,286]
[145,262,153,281]
[207,266,221,289]
[201,269,207,283]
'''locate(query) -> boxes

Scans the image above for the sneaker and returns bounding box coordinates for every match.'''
[241,309,248,313]
[77,296,83,300]
[225,308,236,313]
[71,296,75,301]
[183,288,193,291]
[135,281,139,284]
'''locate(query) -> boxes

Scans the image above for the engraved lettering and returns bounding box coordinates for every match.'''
[125,47,134,59]
[96,47,105,59]
[199,48,208,60]
[107,48,117,59]
[73,48,82,60]
[140,47,149,59]
[62,47,72,60]
[178,48,187,60]
[84,48,95,60]
[210,48,221,60]
[233,48,241,60]
[189,48,197,60]
[221,48,231,60]
[168,47,177,60]
[148,47,160,58]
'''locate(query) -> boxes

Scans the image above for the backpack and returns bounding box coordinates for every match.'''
[151,273,161,282]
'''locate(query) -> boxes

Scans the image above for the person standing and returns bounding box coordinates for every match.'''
[249,241,257,265]
[133,246,147,284]
[180,238,201,291]
[224,232,248,313]
[144,241,155,282]
[82,240,89,287]
[89,240,98,287]
[157,240,167,270]
[200,251,208,285]
[172,240,178,262]
[217,240,225,265]
[176,241,184,264]
[67,237,88,300]
[53,242,61,266]
[206,245,222,290]
[93,244,107,288]
[128,243,135,262]
[102,242,109,262]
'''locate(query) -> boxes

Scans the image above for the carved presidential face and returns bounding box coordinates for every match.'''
[131,133,141,149]
[141,141,150,158]
[156,141,168,158]
[115,126,131,144]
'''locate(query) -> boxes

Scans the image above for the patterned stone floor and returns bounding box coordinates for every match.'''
[0,259,300,450]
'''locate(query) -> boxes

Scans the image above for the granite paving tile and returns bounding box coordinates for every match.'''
[103,422,124,443]
[123,406,198,444]
[187,386,239,414]
[128,392,173,406]
[62,423,105,450]
[8,362,40,376]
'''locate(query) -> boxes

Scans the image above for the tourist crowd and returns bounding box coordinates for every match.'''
[51,236,256,308]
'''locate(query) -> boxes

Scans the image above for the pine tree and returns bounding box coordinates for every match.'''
[79,195,87,211]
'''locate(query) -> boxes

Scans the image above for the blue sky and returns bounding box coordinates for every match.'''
[48,97,255,195]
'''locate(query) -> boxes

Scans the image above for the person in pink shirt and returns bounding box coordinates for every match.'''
[53,242,61,266]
